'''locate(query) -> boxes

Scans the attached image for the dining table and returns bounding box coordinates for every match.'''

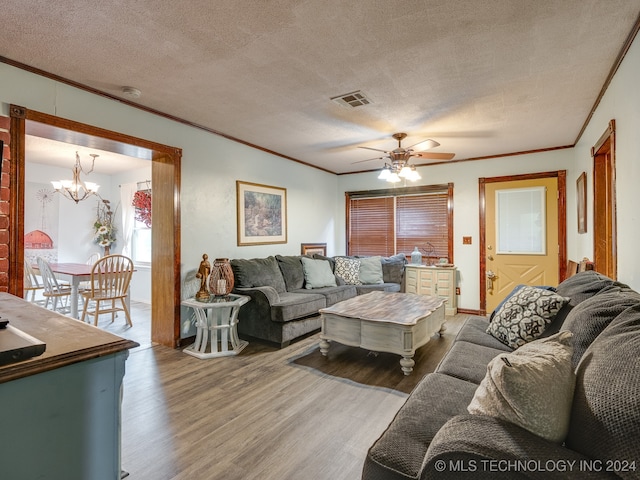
[38,262,133,320]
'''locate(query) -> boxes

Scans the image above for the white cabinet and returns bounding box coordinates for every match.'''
[405,265,458,315]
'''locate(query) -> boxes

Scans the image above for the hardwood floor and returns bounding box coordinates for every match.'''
[98,300,152,350]
[117,312,468,480]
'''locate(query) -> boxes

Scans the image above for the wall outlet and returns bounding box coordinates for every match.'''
[456,287,461,295]
[462,236,472,245]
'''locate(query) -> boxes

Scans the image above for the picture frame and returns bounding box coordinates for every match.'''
[236,181,287,246]
[301,243,327,256]
[577,172,587,234]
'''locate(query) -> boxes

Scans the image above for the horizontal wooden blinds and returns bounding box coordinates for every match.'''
[396,193,449,262]
[347,184,453,261]
[349,196,395,256]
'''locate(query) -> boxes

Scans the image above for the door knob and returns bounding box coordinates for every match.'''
[486,270,496,293]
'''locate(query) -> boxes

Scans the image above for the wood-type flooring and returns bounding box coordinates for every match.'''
[118,308,468,480]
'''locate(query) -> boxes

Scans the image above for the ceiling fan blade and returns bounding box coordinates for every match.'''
[352,156,386,164]
[413,152,456,160]
[358,146,391,153]
[406,139,440,150]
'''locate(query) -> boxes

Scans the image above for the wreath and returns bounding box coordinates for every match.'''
[132,190,152,228]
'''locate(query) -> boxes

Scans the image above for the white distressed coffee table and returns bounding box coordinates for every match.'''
[319,291,446,375]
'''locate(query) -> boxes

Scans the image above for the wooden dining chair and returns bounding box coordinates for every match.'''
[79,252,102,290]
[23,259,45,305]
[81,254,134,327]
[36,257,74,314]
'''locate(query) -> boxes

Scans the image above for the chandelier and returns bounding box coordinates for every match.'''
[51,151,100,203]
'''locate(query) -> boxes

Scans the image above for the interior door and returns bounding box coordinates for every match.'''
[484,177,560,313]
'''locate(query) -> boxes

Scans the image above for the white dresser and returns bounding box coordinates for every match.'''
[405,265,458,315]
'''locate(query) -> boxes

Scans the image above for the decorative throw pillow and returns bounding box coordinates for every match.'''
[489,284,557,322]
[468,331,576,443]
[380,253,407,284]
[301,257,337,289]
[358,256,384,285]
[487,285,569,348]
[334,257,362,285]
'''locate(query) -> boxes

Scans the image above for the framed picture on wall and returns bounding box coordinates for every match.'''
[301,243,327,256]
[577,172,587,234]
[236,181,287,245]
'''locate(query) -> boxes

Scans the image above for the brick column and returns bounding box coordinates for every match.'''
[0,116,10,293]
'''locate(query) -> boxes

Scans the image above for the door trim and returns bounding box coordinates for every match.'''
[591,119,617,278]
[479,170,567,315]
[9,104,182,348]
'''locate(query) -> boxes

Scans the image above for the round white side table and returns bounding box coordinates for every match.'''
[181,294,250,359]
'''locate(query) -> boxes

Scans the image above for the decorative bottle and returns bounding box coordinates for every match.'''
[410,247,422,265]
[209,258,235,296]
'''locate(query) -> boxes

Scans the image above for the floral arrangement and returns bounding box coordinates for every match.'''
[132,190,152,228]
[94,199,117,249]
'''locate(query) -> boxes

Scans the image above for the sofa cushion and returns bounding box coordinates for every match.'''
[363,373,479,480]
[467,331,575,443]
[436,341,506,384]
[359,256,384,284]
[334,257,361,285]
[312,254,335,272]
[293,284,356,306]
[453,316,513,352]
[560,286,640,369]
[270,291,327,323]
[555,270,625,307]
[301,257,337,289]
[275,255,306,291]
[355,283,401,295]
[565,304,640,477]
[487,285,569,348]
[380,253,407,284]
[231,256,287,294]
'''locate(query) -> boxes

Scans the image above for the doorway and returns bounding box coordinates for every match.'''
[479,171,567,315]
[592,120,617,279]
[9,105,182,348]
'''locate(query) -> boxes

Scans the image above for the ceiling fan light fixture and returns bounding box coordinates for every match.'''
[407,166,421,181]
[378,166,391,180]
[387,172,401,183]
[398,164,411,178]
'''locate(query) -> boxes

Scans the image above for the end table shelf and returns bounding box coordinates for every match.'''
[181,294,250,359]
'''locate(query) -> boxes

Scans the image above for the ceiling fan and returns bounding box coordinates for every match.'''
[353,132,456,183]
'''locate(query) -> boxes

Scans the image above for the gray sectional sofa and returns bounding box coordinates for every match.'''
[363,270,640,480]
[231,253,406,347]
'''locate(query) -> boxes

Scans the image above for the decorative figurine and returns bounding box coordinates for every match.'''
[195,254,211,301]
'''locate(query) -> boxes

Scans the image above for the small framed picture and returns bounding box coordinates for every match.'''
[237,181,287,246]
[301,243,327,256]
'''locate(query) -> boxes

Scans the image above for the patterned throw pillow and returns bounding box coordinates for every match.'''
[334,257,362,285]
[487,285,569,348]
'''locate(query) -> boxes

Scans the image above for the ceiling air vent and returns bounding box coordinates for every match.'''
[331,90,372,108]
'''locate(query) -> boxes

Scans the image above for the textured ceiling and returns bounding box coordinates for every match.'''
[3,1,640,174]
